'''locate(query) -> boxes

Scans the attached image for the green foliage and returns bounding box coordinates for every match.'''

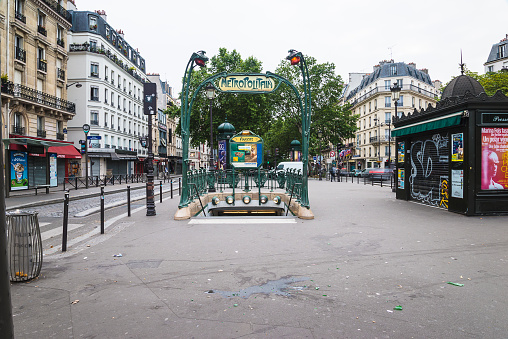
[269,57,358,155]
[443,66,508,97]
[177,48,272,148]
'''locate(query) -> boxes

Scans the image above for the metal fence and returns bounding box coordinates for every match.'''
[330,172,396,188]
[181,168,303,206]
[63,173,174,190]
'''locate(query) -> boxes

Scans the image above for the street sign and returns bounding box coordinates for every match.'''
[87,135,102,140]
[82,124,90,134]
[313,156,317,161]
[330,151,335,157]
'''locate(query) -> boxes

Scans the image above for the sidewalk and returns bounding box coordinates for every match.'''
[5,176,182,211]
[9,180,508,338]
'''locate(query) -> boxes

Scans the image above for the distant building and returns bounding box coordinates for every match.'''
[66,8,148,177]
[343,60,439,170]
[484,34,508,73]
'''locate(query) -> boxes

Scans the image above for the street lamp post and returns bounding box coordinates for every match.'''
[82,124,90,188]
[373,118,381,166]
[205,83,216,193]
[318,130,323,180]
[390,82,401,167]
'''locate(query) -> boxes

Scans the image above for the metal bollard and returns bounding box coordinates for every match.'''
[171,180,173,199]
[100,186,105,234]
[127,185,131,217]
[62,190,69,252]
[160,181,163,203]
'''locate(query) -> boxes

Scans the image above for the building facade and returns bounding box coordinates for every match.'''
[344,60,439,171]
[484,34,508,73]
[1,0,80,195]
[66,8,148,177]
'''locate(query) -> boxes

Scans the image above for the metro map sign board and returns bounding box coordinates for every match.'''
[229,130,263,169]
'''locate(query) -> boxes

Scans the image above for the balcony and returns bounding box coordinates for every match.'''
[15,11,26,23]
[38,59,47,72]
[57,68,65,81]
[57,38,65,48]
[111,79,114,85]
[111,124,115,129]
[39,0,72,23]
[12,125,25,135]
[37,129,46,138]
[56,132,65,140]
[105,76,109,81]
[90,120,99,125]
[37,25,47,37]
[105,144,110,148]
[90,72,99,78]
[90,96,99,101]
[15,47,26,62]
[2,80,75,113]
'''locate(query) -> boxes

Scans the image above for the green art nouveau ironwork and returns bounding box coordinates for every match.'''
[178,50,312,209]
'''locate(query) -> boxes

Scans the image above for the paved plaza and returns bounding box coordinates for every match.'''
[9,180,508,338]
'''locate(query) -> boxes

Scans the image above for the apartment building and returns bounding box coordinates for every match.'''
[1,0,80,194]
[484,34,508,73]
[344,60,439,170]
[66,8,148,177]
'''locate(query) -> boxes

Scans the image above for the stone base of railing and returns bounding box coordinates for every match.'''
[174,192,314,220]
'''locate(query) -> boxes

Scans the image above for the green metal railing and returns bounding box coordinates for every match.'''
[181,169,303,207]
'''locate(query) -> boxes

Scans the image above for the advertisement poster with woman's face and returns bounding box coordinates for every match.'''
[481,127,508,190]
[10,151,28,190]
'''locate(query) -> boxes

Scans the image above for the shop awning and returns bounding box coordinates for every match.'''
[48,145,82,159]
[391,111,463,137]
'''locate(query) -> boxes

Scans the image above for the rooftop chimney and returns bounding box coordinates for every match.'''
[95,10,107,21]
[408,62,416,69]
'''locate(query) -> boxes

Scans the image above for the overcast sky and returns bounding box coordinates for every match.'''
[75,0,508,94]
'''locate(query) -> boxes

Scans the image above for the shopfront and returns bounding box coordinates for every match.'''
[393,74,508,215]
[4,136,81,195]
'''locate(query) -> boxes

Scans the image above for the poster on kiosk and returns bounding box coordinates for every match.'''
[229,130,263,169]
[10,151,29,191]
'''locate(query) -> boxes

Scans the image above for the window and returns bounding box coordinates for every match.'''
[397,111,402,118]
[104,89,108,103]
[397,79,403,88]
[90,63,99,77]
[384,80,391,90]
[385,96,391,108]
[374,99,377,110]
[412,97,415,107]
[37,11,46,36]
[369,102,371,112]
[419,99,422,109]
[37,116,45,135]
[104,113,108,127]
[15,35,25,62]
[488,65,494,72]
[499,44,506,58]
[57,26,64,47]
[90,86,99,101]
[111,92,114,106]
[37,47,46,72]
[390,65,397,76]
[15,0,24,16]
[89,16,98,31]
[90,39,97,51]
[397,95,403,107]
[385,112,391,124]
[90,111,99,125]
[105,26,110,39]
[385,146,390,156]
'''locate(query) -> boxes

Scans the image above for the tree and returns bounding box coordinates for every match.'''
[268,56,358,156]
[472,70,508,96]
[171,48,273,148]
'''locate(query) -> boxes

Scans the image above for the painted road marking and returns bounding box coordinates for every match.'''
[41,224,84,241]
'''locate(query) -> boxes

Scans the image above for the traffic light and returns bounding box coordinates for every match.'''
[275,148,279,156]
[79,140,86,154]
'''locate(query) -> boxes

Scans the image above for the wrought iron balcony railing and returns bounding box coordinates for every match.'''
[56,132,65,140]
[38,59,47,72]
[37,129,46,137]
[57,38,65,48]
[37,25,47,36]
[90,120,99,125]
[15,47,26,62]
[39,0,72,23]
[1,81,75,113]
[57,68,65,80]
[15,11,26,23]
[12,125,25,135]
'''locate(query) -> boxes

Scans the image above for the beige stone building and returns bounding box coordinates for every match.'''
[1,0,79,194]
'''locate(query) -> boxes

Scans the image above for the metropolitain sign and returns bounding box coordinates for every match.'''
[218,75,275,93]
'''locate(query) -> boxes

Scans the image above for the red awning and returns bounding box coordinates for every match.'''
[48,145,82,159]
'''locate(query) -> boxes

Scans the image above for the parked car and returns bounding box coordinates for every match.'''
[361,168,393,180]
[350,169,362,177]
[339,168,349,176]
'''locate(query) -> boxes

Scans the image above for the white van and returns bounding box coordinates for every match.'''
[276,161,303,173]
